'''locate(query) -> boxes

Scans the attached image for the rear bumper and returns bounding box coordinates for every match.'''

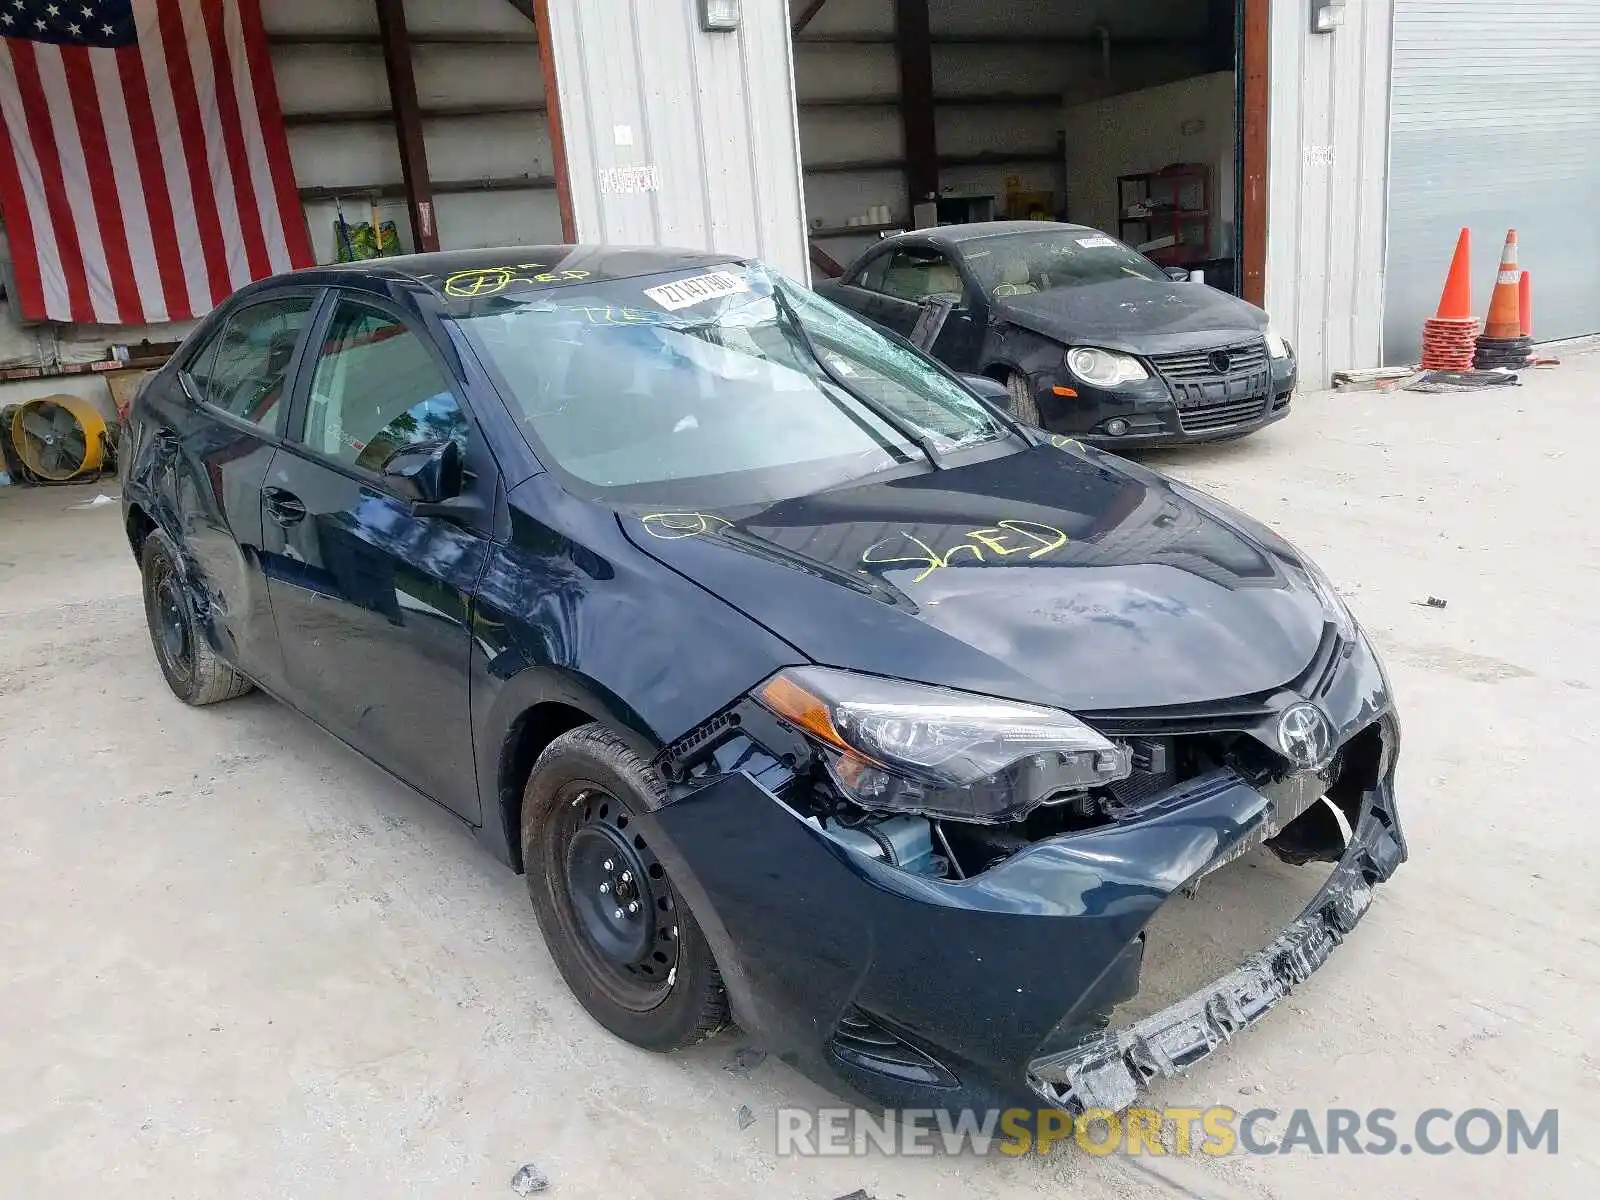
[641,651,1403,1112]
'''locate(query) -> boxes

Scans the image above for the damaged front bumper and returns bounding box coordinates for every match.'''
[637,635,1406,1114]
[639,739,1404,1115]
[1027,779,1404,1113]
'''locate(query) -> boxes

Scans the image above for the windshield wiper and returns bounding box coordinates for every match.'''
[770,285,945,470]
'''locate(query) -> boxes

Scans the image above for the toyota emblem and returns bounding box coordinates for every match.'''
[1209,349,1233,375]
[1277,702,1335,771]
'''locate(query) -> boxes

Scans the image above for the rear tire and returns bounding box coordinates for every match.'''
[140,533,253,706]
[521,723,730,1051]
[1006,371,1042,426]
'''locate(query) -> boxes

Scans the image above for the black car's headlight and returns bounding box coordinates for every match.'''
[755,667,1131,825]
[1067,347,1149,388]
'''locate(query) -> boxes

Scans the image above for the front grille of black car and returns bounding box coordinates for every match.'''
[1151,339,1270,381]
[1149,338,1272,434]
[1177,396,1269,432]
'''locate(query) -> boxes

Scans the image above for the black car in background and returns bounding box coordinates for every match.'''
[120,247,1402,1115]
[819,221,1298,448]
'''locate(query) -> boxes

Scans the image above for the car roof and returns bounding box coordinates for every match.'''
[302,244,746,297]
[880,220,1100,250]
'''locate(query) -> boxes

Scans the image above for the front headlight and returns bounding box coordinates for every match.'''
[756,667,1131,824]
[1067,346,1149,388]
[1265,328,1292,360]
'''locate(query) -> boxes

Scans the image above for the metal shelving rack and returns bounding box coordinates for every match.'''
[1117,164,1212,265]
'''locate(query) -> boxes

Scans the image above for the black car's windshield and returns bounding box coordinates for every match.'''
[455,264,1005,506]
[961,229,1167,298]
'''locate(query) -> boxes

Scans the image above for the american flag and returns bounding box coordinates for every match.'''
[0,0,312,326]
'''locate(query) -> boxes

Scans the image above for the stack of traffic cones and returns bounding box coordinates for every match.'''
[1421,229,1479,371]
[1474,230,1533,370]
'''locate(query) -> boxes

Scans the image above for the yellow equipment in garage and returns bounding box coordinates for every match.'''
[10,394,110,481]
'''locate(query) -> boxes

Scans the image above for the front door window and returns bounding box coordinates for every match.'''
[303,300,469,474]
[874,249,966,306]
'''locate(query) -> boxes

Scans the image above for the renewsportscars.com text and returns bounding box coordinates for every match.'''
[774,1106,1559,1158]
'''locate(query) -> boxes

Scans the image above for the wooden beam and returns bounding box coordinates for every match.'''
[534,0,577,242]
[269,31,538,45]
[1241,0,1269,306]
[297,177,557,203]
[792,0,832,33]
[894,0,937,219]
[809,242,847,279]
[284,101,545,127]
[374,0,439,252]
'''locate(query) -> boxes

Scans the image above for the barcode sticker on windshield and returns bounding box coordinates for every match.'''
[1076,235,1119,249]
[643,271,750,311]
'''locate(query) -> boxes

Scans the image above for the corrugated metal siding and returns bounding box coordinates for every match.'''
[1385,1,1600,361]
[1264,0,1393,389]
[546,0,809,280]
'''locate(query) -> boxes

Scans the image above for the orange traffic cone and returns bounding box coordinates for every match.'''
[1482,231,1523,340]
[1474,230,1533,369]
[1437,227,1473,320]
[1420,228,1478,371]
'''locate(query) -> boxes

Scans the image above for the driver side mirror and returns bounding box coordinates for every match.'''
[1163,266,1192,282]
[382,438,464,514]
[959,374,1012,409]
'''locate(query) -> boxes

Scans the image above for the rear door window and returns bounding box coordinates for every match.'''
[185,296,316,434]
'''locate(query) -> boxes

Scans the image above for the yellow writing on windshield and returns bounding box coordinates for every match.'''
[569,304,668,326]
[862,520,1069,583]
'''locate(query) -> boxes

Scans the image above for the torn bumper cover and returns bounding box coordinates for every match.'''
[640,712,1406,1114]
[1027,784,1404,1113]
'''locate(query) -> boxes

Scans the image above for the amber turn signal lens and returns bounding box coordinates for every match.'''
[759,674,847,749]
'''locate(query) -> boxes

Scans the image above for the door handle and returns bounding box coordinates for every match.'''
[263,486,306,527]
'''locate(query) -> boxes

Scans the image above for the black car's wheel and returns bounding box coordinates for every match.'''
[140,532,253,706]
[1006,371,1042,425]
[521,724,729,1051]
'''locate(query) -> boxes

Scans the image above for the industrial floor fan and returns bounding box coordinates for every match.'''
[8,394,111,482]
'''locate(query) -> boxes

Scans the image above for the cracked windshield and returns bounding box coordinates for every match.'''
[458,266,1006,503]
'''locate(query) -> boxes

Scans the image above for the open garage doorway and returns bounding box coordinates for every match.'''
[791,0,1267,305]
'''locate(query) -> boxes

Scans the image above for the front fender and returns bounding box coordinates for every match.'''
[468,475,803,866]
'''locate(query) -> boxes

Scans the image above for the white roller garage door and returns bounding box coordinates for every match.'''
[1384,1,1600,363]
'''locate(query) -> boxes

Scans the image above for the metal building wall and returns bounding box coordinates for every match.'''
[1264,0,1393,389]
[544,0,810,281]
[1385,1,1600,363]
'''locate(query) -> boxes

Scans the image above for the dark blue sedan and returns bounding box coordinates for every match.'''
[120,247,1405,1115]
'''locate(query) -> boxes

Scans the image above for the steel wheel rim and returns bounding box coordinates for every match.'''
[547,782,679,1012]
[148,559,194,685]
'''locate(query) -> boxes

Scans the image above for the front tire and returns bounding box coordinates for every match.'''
[521,723,729,1051]
[140,533,253,706]
[1006,371,1042,425]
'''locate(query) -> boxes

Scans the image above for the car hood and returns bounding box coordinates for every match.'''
[619,445,1329,712]
[996,279,1269,355]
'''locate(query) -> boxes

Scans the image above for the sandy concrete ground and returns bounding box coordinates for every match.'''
[2,358,1597,1200]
